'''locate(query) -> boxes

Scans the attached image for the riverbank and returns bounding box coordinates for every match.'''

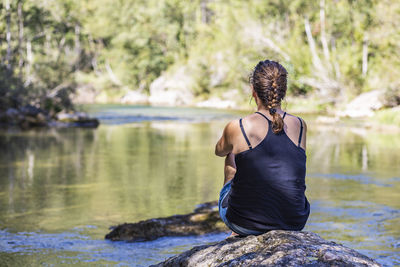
[0,105,99,129]
[73,85,400,130]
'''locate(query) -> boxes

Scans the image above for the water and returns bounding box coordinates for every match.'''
[0,104,399,266]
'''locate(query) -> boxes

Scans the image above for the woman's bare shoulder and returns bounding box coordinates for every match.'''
[240,112,265,128]
[285,112,307,131]
[223,113,259,138]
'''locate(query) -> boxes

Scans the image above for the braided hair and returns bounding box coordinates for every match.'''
[250,60,288,134]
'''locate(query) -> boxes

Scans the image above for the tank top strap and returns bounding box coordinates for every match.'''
[239,118,252,149]
[254,111,270,121]
[282,111,287,119]
[297,117,303,147]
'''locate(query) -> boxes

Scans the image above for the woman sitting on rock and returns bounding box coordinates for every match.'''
[215,60,310,237]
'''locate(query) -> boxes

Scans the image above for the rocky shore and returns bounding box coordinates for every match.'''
[106,201,381,266]
[0,105,99,129]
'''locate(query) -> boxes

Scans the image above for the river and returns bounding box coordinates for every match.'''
[0,104,399,266]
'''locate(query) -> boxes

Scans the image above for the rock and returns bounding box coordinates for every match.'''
[196,89,241,109]
[5,108,20,119]
[105,201,228,242]
[315,115,340,124]
[1,106,99,129]
[70,85,98,104]
[19,105,43,117]
[208,52,229,88]
[56,112,85,122]
[120,90,149,104]
[149,67,195,106]
[3,107,45,127]
[196,97,237,109]
[53,111,99,128]
[36,112,48,123]
[338,90,385,118]
[153,230,381,267]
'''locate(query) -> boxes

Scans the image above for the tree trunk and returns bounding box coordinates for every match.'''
[17,0,24,79]
[304,17,325,74]
[24,40,32,87]
[105,60,122,86]
[56,36,66,62]
[45,31,51,55]
[331,37,341,80]
[5,0,13,74]
[200,0,212,24]
[74,23,81,70]
[319,0,330,63]
[88,34,101,75]
[362,34,368,76]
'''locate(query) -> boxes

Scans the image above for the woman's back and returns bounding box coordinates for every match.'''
[230,111,307,154]
[226,110,310,232]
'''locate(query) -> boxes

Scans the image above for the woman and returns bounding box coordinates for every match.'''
[215,60,310,237]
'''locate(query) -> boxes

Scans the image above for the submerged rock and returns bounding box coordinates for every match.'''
[153,230,381,267]
[105,201,228,242]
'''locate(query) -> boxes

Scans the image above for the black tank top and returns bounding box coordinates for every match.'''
[226,111,310,232]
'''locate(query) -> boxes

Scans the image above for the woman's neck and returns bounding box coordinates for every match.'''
[257,105,283,114]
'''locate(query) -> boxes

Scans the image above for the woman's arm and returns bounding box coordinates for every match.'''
[300,117,307,151]
[223,152,236,185]
[215,121,235,157]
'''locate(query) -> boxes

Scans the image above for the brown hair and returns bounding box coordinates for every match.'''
[250,60,288,134]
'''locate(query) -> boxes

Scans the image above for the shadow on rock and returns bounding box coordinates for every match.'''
[105,201,229,242]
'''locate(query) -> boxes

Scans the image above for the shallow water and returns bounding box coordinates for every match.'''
[0,104,399,266]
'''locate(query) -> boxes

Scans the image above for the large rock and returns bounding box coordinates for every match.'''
[196,97,237,109]
[120,90,149,104]
[149,67,195,106]
[105,201,228,242]
[70,85,98,104]
[208,52,229,88]
[338,90,384,118]
[196,89,241,109]
[153,230,381,267]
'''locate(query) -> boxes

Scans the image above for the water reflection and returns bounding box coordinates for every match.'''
[0,106,399,266]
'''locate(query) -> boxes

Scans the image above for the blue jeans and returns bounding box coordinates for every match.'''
[218,180,264,236]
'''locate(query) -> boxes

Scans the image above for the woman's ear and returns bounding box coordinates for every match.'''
[252,89,257,99]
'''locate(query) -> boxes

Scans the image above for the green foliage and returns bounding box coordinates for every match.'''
[1,0,399,112]
[373,107,400,127]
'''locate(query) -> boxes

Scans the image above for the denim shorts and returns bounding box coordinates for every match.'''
[218,180,264,236]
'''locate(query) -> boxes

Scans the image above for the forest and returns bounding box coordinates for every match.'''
[1,0,399,118]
